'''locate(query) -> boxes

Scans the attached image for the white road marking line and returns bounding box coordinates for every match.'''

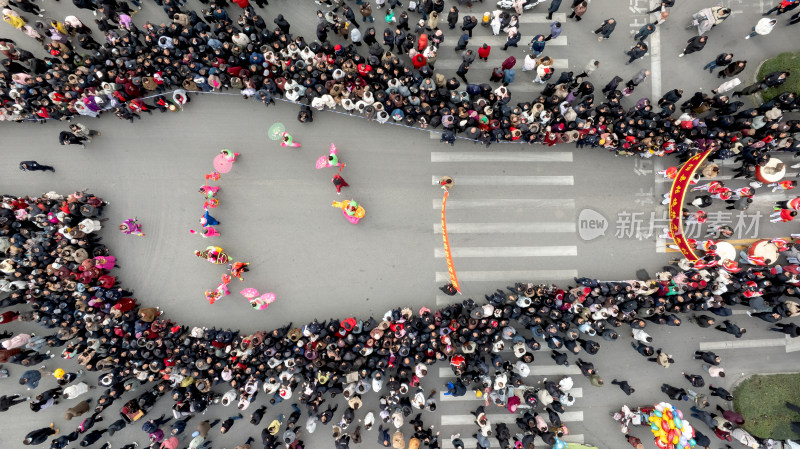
[439,365,581,377]
[455,12,568,23]
[434,246,578,258]
[699,337,787,351]
[439,388,584,401]
[435,270,578,282]
[432,198,576,209]
[433,59,569,69]
[441,411,583,426]
[442,435,585,449]
[649,0,662,99]
[431,152,573,163]
[440,35,568,47]
[433,222,576,234]
[431,175,574,186]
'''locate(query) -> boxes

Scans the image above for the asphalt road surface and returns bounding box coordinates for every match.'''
[1,0,800,448]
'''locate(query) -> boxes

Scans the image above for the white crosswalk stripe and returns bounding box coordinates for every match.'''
[432,175,574,186]
[434,58,569,69]
[438,366,581,377]
[442,411,583,426]
[431,152,573,163]
[453,12,568,24]
[439,35,568,48]
[435,270,578,282]
[433,198,576,209]
[441,434,586,449]
[439,388,584,402]
[434,223,576,233]
[434,246,577,257]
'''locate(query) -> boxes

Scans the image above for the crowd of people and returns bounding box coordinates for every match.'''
[3,0,800,448]
[0,0,797,151]
[2,190,800,449]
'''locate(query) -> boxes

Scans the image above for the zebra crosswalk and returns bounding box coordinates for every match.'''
[438,388,584,402]
[441,434,586,449]
[432,149,578,302]
[437,366,581,378]
[433,360,588,448]
[441,411,583,426]
[430,12,573,94]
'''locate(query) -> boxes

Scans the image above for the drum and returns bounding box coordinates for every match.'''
[755,157,785,183]
[748,239,779,265]
[714,241,736,262]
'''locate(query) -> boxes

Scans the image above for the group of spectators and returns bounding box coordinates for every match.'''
[2,190,800,449]
[0,0,797,153]
[2,0,800,448]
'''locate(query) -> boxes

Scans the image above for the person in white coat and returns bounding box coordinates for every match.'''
[491,11,502,35]
[78,218,102,234]
[522,53,537,71]
[62,382,93,400]
[350,26,362,46]
[745,18,777,39]
[711,77,741,94]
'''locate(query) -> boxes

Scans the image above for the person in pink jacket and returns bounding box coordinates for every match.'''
[1,332,31,349]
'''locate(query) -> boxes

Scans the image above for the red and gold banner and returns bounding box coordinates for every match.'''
[668,149,714,261]
[441,189,461,292]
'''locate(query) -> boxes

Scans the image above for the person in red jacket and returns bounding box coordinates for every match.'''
[411,54,427,69]
[0,311,19,324]
[770,207,797,223]
[477,43,490,61]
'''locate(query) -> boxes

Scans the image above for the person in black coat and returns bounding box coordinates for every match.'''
[19,161,55,172]
[461,15,477,37]
[363,27,377,46]
[679,36,708,57]
[454,34,469,51]
[79,429,107,447]
[660,384,688,401]
[547,0,562,20]
[447,6,459,29]
[106,419,127,436]
[625,41,648,64]
[611,379,635,395]
[274,14,291,34]
[0,394,27,412]
[316,22,328,43]
[659,89,683,106]
[594,18,616,40]
[715,320,746,338]
[693,350,721,365]
[708,385,733,401]
[771,322,800,337]
[631,341,654,357]
[682,373,705,388]
[59,131,88,148]
[704,52,733,73]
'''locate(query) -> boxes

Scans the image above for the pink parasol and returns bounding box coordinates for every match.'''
[213,154,233,173]
[240,288,260,299]
[240,288,276,310]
